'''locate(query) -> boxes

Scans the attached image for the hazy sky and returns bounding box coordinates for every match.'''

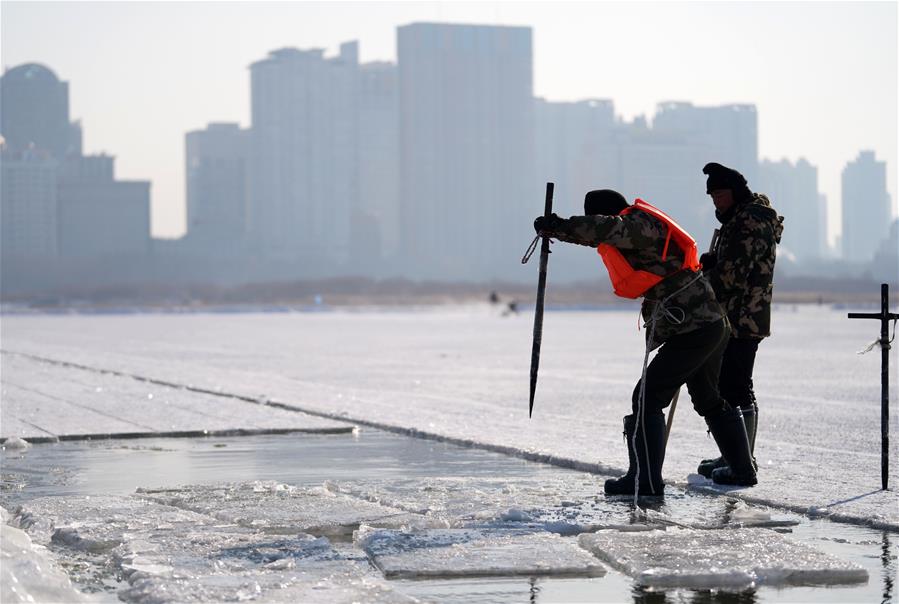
[2,1,896,242]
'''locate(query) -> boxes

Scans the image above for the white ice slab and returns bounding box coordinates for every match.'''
[1,353,355,440]
[2,382,149,436]
[13,494,213,549]
[357,526,606,579]
[138,480,440,536]
[578,527,868,588]
[114,527,415,604]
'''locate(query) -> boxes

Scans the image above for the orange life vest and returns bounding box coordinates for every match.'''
[597,199,701,299]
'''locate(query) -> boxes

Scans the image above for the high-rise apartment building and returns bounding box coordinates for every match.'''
[758,158,824,261]
[610,102,759,248]
[534,98,618,211]
[533,98,621,281]
[616,118,713,245]
[0,64,77,159]
[397,23,534,279]
[185,123,250,255]
[653,102,758,185]
[0,146,58,262]
[841,151,892,262]
[57,154,151,259]
[248,44,359,270]
[357,61,400,269]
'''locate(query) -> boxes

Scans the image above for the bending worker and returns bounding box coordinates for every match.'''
[534,189,757,496]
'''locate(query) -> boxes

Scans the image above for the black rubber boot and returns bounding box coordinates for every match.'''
[604,413,667,497]
[705,407,757,486]
[745,404,758,469]
[697,404,758,477]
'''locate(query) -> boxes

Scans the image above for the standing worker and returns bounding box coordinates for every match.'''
[534,189,757,496]
[696,163,784,480]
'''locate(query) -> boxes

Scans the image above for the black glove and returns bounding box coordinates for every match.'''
[700,252,717,271]
[534,213,561,234]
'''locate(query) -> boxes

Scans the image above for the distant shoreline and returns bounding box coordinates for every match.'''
[1,291,894,316]
[2,274,895,313]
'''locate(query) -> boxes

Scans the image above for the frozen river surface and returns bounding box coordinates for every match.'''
[2,305,896,526]
[1,304,897,602]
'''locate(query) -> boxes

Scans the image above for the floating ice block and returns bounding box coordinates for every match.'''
[578,527,868,588]
[357,527,607,579]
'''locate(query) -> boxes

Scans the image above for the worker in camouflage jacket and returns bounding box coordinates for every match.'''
[534,189,758,497]
[696,162,784,480]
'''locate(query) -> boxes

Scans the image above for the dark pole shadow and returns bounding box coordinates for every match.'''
[822,489,887,508]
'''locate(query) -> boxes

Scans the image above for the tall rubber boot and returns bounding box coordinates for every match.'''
[604,413,667,497]
[705,407,757,486]
[697,404,758,477]
[746,403,758,469]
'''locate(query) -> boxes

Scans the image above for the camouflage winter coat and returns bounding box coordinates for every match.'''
[540,209,725,349]
[705,193,784,339]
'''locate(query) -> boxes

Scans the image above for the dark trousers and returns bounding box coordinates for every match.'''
[632,318,730,417]
[719,337,760,410]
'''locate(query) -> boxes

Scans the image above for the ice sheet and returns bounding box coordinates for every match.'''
[2,307,896,527]
[137,480,440,536]
[578,526,869,588]
[357,526,606,579]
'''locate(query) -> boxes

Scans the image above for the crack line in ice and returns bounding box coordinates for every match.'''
[3,380,158,431]
[1,426,355,445]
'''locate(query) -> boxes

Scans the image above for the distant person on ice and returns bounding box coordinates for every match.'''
[533,189,757,496]
[695,163,784,479]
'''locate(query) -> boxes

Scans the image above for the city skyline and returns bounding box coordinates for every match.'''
[2,1,896,243]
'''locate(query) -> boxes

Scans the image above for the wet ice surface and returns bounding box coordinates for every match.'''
[579,527,868,589]
[323,475,800,534]
[2,430,895,603]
